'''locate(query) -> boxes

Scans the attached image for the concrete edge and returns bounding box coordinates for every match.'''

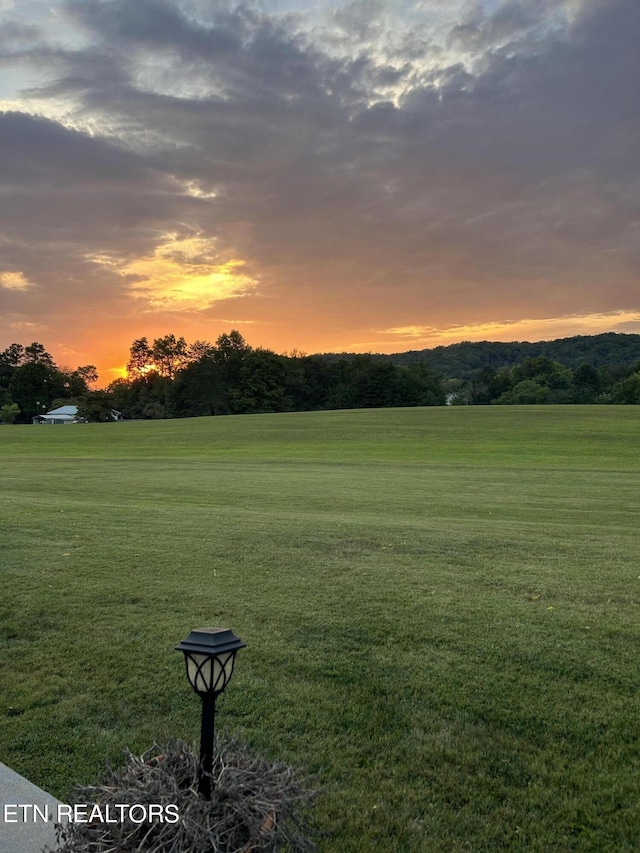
[0,762,64,852]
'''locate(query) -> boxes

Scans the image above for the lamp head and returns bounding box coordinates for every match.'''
[176,627,245,698]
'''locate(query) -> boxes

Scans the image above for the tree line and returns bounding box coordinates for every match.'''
[2,332,640,423]
[446,356,640,405]
[107,332,446,420]
[383,332,640,378]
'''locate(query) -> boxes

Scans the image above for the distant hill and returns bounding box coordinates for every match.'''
[371,333,640,379]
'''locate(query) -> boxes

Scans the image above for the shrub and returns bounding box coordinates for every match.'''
[46,737,317,853]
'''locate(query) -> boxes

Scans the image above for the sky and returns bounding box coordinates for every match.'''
[1,0,639,382]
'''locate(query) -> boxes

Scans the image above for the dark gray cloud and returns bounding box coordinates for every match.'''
[66,0,243,62]
[1,0,639,369]
[0,111,156,188]
[0,18,42,47]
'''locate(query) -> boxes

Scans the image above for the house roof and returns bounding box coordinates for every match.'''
[46,405,78,416]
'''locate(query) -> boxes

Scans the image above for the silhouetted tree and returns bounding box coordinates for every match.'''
[23,342,55,366]
[127,338,154,378]
[151,335,189,379]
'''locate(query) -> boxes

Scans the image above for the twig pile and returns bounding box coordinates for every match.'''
[46,737,316,852]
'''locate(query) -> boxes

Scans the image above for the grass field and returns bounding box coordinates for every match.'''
[1,406,639,851]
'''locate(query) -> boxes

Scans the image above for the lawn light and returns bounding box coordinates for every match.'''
[175,627,246,799]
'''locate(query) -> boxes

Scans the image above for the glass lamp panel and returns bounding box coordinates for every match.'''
[216,652,235,691]
[186,653,211,693]
[186,651,237,694]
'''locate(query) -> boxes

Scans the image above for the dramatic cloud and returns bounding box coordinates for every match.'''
[0,0,638,378]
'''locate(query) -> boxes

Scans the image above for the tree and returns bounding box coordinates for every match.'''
[108,373,170,419]
[142,400,167,419]
[151,335,189,379]
[390,364,445,406]
[188,340,215,361]
[77,392,117,422]
[571,363,601,403]
[215,330,251,359]
[169,357,227,417]
[8,361,66,422]
[0,343,25,367]
[0,403,20,424]
[614,372,640,404]
[495,379,549,405]
[127,335,192,380]
[294,356,331,410]
[235,349,293,413]
[443,378,470,406]
[512,356,571,390]
[127,338,154,378]
[350,358,399,408]
[470,366,512,405]
[75,364,99,388]
[213,331,252,406]
[23,342,55,366]
[61,365,99,398]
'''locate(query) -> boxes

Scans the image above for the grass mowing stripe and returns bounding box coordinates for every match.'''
[1,405,639,466]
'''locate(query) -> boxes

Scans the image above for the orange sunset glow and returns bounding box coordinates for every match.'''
[1,0,639,384]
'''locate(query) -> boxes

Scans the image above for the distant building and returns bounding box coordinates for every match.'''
[33,405,78,425]
[32,405,123,424]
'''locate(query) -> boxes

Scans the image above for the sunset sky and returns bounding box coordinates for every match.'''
[1,0,639,383]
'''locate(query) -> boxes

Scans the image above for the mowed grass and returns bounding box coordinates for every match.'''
[1,406,639,851]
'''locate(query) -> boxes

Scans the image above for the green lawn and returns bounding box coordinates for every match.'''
[1,406,639,851]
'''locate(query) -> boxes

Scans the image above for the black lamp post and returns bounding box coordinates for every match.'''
[175,627,246,800]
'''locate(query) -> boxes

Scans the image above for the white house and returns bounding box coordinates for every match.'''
[32,405,123,424]
[33,405,78,425]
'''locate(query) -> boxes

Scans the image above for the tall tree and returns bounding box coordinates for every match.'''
[23,342,55,366]
[235,349,293,413]
[127,338,154,377]
[151,335,189,379]
[213,331,251,402]
[188,340,215,361]
[0,343,25,367]
[64,365,99,397]
[8,361,66,421]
